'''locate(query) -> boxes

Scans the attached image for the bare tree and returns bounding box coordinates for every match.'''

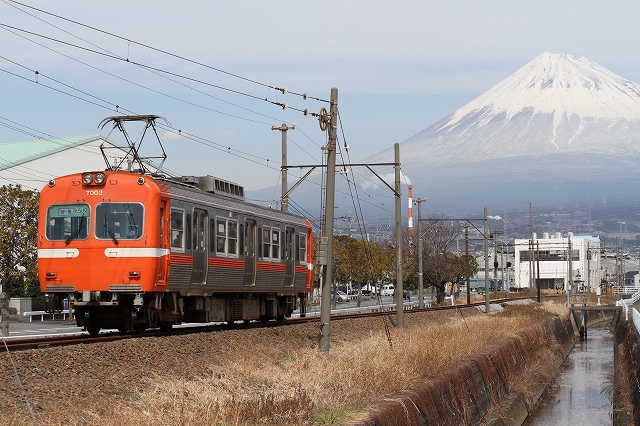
[419,215,464,304]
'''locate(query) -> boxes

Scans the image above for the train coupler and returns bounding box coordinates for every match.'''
[133,293,144,311]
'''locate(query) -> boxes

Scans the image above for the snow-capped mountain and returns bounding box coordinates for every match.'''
[365,52,640,213]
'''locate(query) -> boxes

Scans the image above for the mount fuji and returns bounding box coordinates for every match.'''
[365,52,640,214]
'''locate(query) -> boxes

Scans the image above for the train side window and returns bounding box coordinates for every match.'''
[170,209,184,250]
[213,218,239,257]
[271,228,280,259]
[209,219,216,252]
[260,227,280,260]
[197,212,205,250]
[239,224,244,256]
[228,221,238,255]
[261,228,270,259]
[284,228,294,260]
[298,233,307,264]
[258,227,263,258]
[216,218,226,255]
[193,214,199,250]
[185,213,192,249]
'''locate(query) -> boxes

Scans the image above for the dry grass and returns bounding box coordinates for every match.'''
[103,308,562,425]
[1,301,573,426]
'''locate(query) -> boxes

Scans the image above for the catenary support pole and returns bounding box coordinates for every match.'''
[319,88,338,353]
[484,207,490,314]
[273,123,294,212]
[465,225,471,305]
[416,198,425,308]
[394,143,404,328]
[536,241,541,303]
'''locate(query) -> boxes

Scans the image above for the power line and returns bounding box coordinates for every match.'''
[0,20,290,126]
[0,21,326,117]
[4,0,328,102]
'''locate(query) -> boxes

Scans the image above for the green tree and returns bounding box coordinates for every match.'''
[0,185,40,298]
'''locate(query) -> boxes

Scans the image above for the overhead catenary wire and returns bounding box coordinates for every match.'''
[0,58,286,172]
[0,22,325,118]
[0,22,289,126]
[3,0,329,103]
[0,12,398,216]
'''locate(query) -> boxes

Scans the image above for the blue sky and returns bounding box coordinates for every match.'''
[1,0,639,192]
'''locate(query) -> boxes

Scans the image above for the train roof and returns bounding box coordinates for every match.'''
[155,176,310,227]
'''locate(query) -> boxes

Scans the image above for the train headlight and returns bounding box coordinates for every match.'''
[94,172,106,185]
[48,179,56,187]
[82,173,94,185]
[137,177,145,185]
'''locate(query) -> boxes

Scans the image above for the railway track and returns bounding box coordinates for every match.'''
[0,296,530,352]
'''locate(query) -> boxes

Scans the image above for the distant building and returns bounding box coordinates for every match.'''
[514,232,601,292]
[0,135,171,191]
[624,271,640,288]
[472,252,515,291]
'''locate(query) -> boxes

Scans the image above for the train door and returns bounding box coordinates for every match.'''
[158,200,169,285]
[191,208,208,285]
[243,219,257,286]
[284,227,295,287]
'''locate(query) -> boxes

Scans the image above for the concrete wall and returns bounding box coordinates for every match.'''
[352,317,575,426]
[8,297,31,315]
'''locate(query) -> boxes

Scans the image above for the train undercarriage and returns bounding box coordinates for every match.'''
[47,291,307,336]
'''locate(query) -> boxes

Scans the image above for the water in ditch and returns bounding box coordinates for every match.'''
[524,324,614,425]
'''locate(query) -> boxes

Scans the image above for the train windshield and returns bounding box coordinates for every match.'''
[95,202,144,240]
[46,203,90,242]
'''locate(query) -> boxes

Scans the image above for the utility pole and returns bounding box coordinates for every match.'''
[492,227,501,298]
[529,202,534,297]
[484,207,490,313]
[536,241,541,303]
[415,198,426,309]
[319,88,338,353]
[394,143,404,328]
[0,283,8,337]
[568,234,573,305]
[465,225,471,305]
[272,123,294,213]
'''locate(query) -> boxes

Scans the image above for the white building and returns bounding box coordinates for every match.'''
[514,232,601,292]
[0,135,171,191]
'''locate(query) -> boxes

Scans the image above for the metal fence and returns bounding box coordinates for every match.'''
[616,289,640,334]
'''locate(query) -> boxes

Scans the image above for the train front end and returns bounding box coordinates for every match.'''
[38,171,169,335]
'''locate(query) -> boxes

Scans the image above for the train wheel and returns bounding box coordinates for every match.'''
[86,322,101,337]
[133,323,146,334]
[160,322,173,332]
[260,315,268,324]
[276,314,285,323]
[117,326,128,334]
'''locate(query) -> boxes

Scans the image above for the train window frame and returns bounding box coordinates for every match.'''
[261,226,280,261]
[185,213,192,249]
[213,217,239,257]
[170,208,185,252]
[45,203,91,242]
[94,202,145,241]
[297,232,307,264]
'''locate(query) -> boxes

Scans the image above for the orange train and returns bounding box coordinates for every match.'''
[38,170,313,335]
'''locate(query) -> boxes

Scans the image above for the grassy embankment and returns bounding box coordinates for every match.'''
[109,298,575,425]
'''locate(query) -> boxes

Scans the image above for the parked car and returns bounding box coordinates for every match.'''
[381,284,395,296]
[332,290,350,302]
[476,286,486,295]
